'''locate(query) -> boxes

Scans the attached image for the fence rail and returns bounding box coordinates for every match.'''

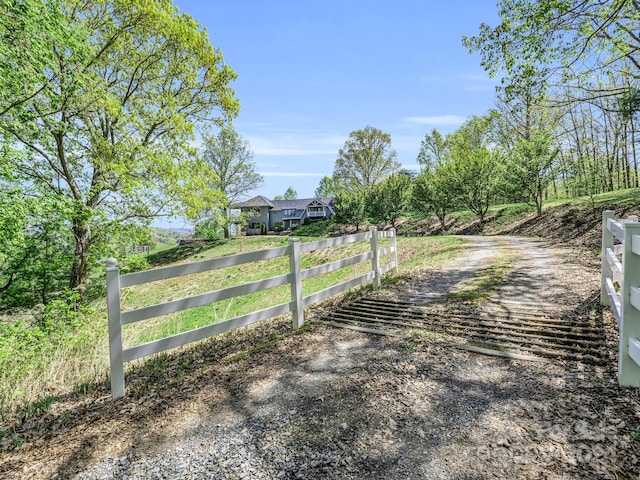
[106,226,397,398]
[601,211,640,387]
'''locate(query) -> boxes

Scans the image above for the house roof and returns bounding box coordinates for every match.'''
[271,198,333,210]
[233,195,274,208]
[234,196,333,211]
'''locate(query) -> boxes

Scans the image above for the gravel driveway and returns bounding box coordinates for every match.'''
[3,236,639,479]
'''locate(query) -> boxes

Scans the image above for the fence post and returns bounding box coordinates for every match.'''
[288,238,304,329]
[620,222,640,387]
[106,258,125,399]
[601,210,615,306]
[370,226,381,289]
[391,227,398,273]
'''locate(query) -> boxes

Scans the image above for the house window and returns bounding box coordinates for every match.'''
[284,209,297,216]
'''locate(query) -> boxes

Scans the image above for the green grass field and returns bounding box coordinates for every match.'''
[0,234,467,421]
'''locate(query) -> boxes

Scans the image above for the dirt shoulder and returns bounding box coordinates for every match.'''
[2,236,640,479]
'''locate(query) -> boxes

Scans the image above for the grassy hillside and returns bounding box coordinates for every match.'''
[400,187,640,251]
[0,234,466,423]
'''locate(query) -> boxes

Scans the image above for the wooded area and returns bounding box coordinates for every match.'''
[1,0,639,314]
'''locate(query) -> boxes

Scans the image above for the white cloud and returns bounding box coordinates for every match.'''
[248,131,345,157]
[404,115,466,126]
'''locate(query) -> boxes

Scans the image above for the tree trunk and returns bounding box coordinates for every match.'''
[69,217,91,297]
[532,177,543,217]
[631,116,638,188]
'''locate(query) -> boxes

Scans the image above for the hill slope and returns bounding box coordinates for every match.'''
[401,188,640,251]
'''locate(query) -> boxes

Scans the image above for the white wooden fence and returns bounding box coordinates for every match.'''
[601,211,640,387]
[106,226,397,398]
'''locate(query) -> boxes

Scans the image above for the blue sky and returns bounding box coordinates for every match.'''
[174,0,500,202]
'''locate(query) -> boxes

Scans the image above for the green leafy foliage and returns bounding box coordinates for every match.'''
[199,127,262,238]
[195,218,225,240]
[0,188,75,309]
[501,132,559,215]
[447,116,501,223]
[283,187,298,200]
[120,254,150,275]
[333,190,366,231]
[367,173,412,228]
[0,0,238,299]
[463,0,640,102]
[333,125,400,190]
[620,87,640,119]
[0,289,98,418]
[411,165,459,230]
[417,129,448,174]
[314,176,340,198]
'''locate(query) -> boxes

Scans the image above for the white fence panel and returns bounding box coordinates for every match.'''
[601,210,640,387]
[120,246,289,287]
[607,218,625,242]
[299,231,371,253]
[629,337,640,368]
[106,227,398,398]
[121,274,292,325]
[300,252,373,281]
[302,271,376,307]
[123,302,293,362]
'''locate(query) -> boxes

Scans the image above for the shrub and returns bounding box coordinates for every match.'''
[120,254,150,274]
[291,219,335,237]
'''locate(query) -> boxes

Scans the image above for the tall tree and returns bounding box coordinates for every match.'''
[503,132,560,216]
[0,0,238,295]
[463,0,640,104]
[448,116,500,223]
[367,173,412,229]
[451,148,500,224]
[203,127,261,206]
[333,126,400,190]
[333,190,366,232]
[283,186,297,200]
[201,127,262,237]
[314,175,340,198]
[417,129,448,173]
[411,164,459,231]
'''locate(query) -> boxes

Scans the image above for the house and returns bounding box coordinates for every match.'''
[233,195,334,234]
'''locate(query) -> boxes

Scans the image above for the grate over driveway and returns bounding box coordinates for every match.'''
[319,297,608,365]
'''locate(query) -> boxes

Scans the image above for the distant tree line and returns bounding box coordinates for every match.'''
[328,96,640,232]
